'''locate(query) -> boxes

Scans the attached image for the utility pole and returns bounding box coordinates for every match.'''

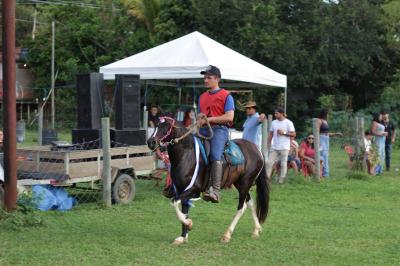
[51,20,55,129]
[2,0,17,210]
[32,5,37,40]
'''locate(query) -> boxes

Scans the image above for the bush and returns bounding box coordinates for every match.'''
[0,191,45,230]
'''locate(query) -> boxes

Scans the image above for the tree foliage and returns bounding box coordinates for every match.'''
[11,0,400,130]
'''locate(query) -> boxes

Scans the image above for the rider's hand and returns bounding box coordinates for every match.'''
[196,113,207,126]
[196,113,206,120]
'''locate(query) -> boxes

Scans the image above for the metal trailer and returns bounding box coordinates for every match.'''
[14,145,155,204]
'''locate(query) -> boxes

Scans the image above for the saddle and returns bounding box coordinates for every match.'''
[200,139,245,189]
[200,139,245,166]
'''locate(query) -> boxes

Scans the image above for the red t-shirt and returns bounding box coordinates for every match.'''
[300,141,315,158]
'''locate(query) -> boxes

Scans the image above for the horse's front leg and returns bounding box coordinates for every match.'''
[172,200,192,245]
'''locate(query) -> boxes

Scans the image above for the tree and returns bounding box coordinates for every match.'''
[22,3,153,128]
[123,0,162,34]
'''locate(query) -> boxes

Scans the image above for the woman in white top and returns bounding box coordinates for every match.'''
[371,113,387,174]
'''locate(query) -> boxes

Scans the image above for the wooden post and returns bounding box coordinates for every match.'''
[359,117,366,170]
[267,115,273,129]
[354,117,366,171]
[101,117,111,207]
[51,20,55,129]
[312,118,321,179]
[38,108,43,145]
[261,119,268,159]
[3,0,18,210]
[143,107,149,139]
[27,104,31,123]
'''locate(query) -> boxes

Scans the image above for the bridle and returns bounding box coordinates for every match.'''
[157,116,177,145]
[151,115,214,151]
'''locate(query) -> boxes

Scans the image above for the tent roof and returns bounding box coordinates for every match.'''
[99,31,286,88]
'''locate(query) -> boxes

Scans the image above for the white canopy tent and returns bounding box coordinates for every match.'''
[99,31,287,110]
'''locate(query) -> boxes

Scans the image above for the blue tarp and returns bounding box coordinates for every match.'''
[32,185,77,211]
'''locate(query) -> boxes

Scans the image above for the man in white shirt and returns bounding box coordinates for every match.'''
[266,108,296,184]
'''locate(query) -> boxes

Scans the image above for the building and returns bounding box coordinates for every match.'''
[0,47,37,122]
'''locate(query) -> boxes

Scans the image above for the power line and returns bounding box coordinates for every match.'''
[0,15,48,24]
[16,0,120,10]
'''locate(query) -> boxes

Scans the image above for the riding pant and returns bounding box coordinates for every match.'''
[199,125,229,162]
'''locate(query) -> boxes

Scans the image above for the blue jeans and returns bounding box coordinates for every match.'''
[320,135,329,177]
[385,143,392,170]
[200,126,229,161]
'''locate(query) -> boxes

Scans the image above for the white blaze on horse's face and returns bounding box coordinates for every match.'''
[152,126,158,139]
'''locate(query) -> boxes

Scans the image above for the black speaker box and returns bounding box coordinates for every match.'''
[42,129,58,145]
[72,128,101,148]
[115,75,141,130]
[76,73,104,129]
[110,128,146,146]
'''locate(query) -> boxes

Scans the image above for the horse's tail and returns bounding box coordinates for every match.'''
[256,162,270,224]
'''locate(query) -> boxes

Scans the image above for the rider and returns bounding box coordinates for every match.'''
[198,65,235,203]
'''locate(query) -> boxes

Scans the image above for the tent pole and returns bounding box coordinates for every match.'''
[143,81,148,130]
[284,86,287,114]
[192,80,196,111]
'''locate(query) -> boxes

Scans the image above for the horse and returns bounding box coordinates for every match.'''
[147,117,270,244]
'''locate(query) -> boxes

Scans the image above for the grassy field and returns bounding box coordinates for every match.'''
[17,129,72,147]
[1,137,399,265]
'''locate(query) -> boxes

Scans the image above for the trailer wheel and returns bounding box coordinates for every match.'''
[112,174,135,204]
[0,186,4,209]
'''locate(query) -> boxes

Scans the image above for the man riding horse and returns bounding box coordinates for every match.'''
[198,65,235,203]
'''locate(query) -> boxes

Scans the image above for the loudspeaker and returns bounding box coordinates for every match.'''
[76,73,104,129]
[72,128,101,148]
[115,75,141,130]
[110,128,146,146]
[42,129,58,145]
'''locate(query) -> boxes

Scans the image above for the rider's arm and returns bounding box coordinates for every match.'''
[207,110,234,124]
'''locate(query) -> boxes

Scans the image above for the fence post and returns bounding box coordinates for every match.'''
[312,118,321,179]
[261,119,268,159]
[359,117,366,170]
[354,116,366,171]
[143,107,149,139]
[38,108,43,146]
[101,117,112,207]
[267,114,273,131]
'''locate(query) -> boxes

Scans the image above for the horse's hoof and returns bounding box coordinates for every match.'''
[252,231,260,238]
[172,236,188,245]
[186,219,193,231]
[252,227,262,238]
[221,233,231,243]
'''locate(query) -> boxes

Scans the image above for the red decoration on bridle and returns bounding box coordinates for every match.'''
[158,116,176,144]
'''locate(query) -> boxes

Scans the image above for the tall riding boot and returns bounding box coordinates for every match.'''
[203,160,223,203]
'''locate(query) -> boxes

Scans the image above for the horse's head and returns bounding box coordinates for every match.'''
[147,116,177,150]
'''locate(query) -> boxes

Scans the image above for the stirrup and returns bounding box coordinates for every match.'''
[202,190,220,203]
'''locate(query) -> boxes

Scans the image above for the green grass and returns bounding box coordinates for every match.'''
[18,129,72,147]
[1,142,399,265]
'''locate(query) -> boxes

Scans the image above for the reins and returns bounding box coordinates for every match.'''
[156,116,214,148]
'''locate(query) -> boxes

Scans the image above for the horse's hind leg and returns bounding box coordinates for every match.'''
[246,195,262,238]
[221,193,247,243]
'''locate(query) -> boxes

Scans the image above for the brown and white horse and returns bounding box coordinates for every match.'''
[147,117,270,244]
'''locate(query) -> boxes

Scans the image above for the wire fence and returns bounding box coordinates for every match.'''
[267,114,384,182]
[1,113,393,214]
[13,137,155,210]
